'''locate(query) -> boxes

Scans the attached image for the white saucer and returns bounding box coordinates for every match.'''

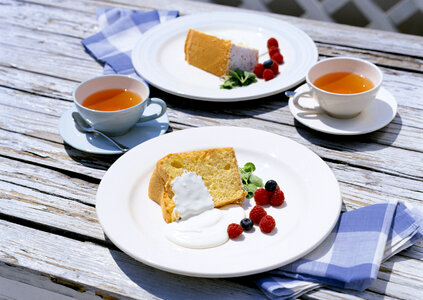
[288,85,398,135]
[59,105,169,155]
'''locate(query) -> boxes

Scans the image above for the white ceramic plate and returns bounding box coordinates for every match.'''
[288,84,398,135]
[132,12,318,101]
[96,126,342,277]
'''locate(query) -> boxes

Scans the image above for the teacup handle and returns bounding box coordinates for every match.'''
[292,89,323,113]
[136,97,167,123]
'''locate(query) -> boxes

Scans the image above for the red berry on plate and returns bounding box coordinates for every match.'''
[259,215,276,233]
[254,188,270,205]
[263,69,275,81]
[271,60,279,75]
[253,63,264,78]
[269,46,279,57]
[249,205,267,224]
[270,189,285,207]
[267,37,279,49]
[272,52,284,64]
[227,223,243,238]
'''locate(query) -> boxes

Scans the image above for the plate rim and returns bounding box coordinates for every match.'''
[131,12,318,102]
[96,126,342,277]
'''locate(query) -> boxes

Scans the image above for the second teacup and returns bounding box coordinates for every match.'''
[292,57,383,119]
[73,75,166,136]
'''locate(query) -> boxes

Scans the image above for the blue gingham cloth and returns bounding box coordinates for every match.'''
[82,8,178,79]
[254,200,423,299]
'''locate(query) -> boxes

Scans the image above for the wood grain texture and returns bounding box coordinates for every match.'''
[0,0,422,299]
[0,220,266,299]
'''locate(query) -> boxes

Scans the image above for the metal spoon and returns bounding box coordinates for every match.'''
[72,112,129,153]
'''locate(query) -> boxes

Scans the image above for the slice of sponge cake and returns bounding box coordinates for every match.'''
[184,29,258,77]
[148,147,247,223]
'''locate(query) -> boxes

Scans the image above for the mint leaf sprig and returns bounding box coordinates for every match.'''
[220,69,257,89]
[239,162,263,198]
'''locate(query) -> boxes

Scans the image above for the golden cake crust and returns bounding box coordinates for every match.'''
[184,29,232,77]
[148,147,247,223]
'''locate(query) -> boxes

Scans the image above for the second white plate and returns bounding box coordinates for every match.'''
[132,12,318,101]
[96,126,342,278]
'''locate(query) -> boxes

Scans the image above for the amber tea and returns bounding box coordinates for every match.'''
[82,89,142,111]
[313,72,374,94]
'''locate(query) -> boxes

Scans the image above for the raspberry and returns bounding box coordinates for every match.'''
[227,223,243,238]
[270,61,279,75]
[272,52,284,64]
[267,37,279,49]
[254,188,270,205]
[270,189,285,207]
[253,63,264,78]
[259,215,276,233]
[249,205,267,224]
[263,69,275,81]
[269,46,279,57]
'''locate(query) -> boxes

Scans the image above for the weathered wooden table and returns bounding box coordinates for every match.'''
[1,0,422,299]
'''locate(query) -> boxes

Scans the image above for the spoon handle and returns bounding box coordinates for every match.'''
[285,91,296,97]
[94,130,129,152]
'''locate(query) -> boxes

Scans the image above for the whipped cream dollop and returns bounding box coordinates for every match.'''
[166,171,245,249]
[171,171,214,219]
[165,204,245,249]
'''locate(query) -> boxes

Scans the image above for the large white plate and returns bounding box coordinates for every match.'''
[96,126,341,278]
[132,12,318,101]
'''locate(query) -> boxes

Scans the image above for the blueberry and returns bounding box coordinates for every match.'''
[240,218,254,231]
[265,180,278,192]
[263,59,273,69]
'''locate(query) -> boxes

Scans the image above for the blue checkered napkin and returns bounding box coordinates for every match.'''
[255,201,423,299]
[82,8,178,79]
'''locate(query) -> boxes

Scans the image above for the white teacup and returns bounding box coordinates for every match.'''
[292,57,383,119]
[74,75,167,136]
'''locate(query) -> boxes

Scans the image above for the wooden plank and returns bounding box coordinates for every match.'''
[3,22,423,79]
[0,276,76,300]
[318,44,423,72]
[0,43,100,82]
[1,0,423,74]
[0,66,76,104]
[1,66,422,158]
[0,128,110,180]
[16,0,423,57]
[1,148,422,230]
[0,23,90,63]
[0,156,98,206]
[1,105,422,188]
[330,163,423,209]
[1,73,422,153]
[1,141,422,255]
[1,44,422,152]
[1,160,421,271]
[0,179,104,241]
[1,0,99,38]
[0,219,266,299]
[0,216,421,299]
[0,1,422,299]
[1,95,422,182]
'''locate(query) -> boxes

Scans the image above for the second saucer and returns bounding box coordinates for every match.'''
[288,84,397,135]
